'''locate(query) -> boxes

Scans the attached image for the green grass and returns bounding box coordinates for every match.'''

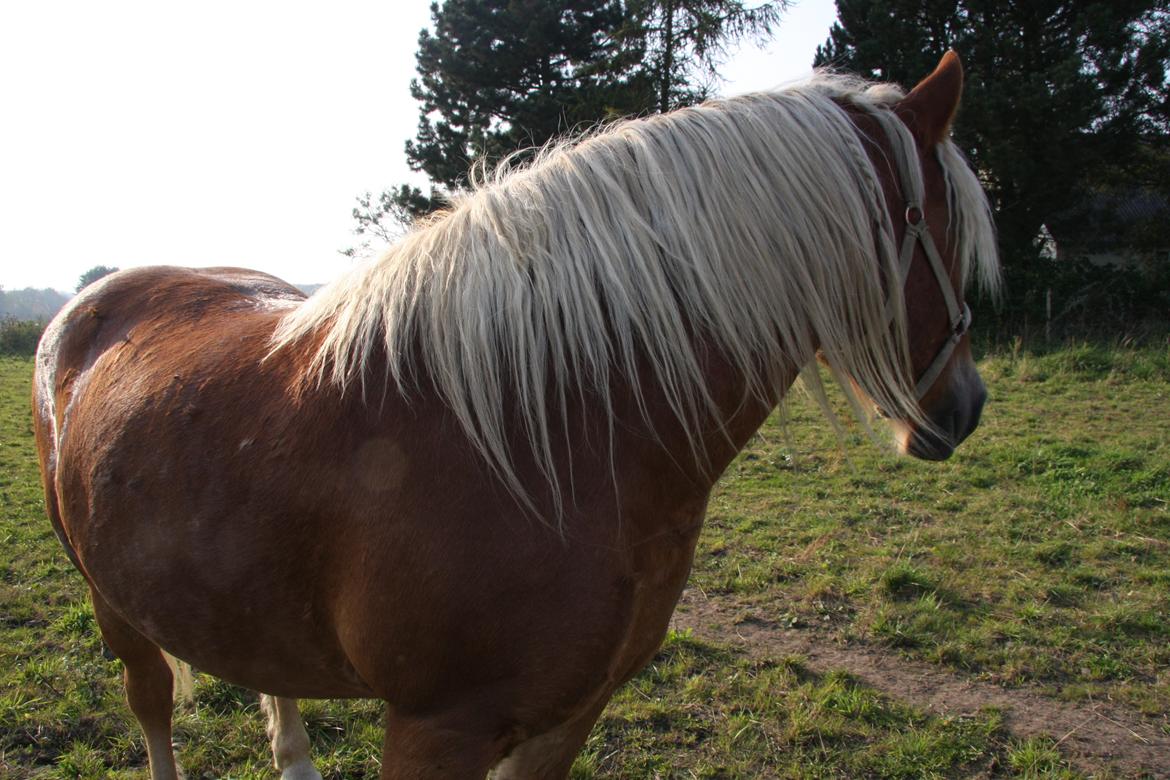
[3,340,1167,777]
[693,339,1170,723]
[573,630,1011,778]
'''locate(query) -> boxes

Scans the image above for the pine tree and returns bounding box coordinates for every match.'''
[815,1,1170,285]
[347,0,786,255]
[623,0,786,113]
[77,265,119,292]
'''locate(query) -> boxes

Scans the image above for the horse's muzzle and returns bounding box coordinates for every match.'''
[906,375,987,461]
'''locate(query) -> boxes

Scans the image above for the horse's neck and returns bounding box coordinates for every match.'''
[689,341,795,481]
[582,338,796,558]
[610,339,796,503]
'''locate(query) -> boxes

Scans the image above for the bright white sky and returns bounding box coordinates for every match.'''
[1,0,838,292]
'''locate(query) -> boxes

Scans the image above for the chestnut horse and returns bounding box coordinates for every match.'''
[34,53,997,778]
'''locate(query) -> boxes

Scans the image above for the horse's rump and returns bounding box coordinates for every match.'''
[33,267,375,695]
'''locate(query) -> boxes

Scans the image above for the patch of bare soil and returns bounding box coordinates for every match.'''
[671,588,1169,779]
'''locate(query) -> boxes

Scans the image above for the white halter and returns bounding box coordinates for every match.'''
[885,124,972,399]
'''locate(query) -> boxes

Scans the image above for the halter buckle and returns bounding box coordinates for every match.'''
[950,303,972,339]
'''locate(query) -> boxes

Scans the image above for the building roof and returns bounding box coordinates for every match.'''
[1047,189,1170,252]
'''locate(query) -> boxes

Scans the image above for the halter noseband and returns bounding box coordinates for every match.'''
[885,126,971,400]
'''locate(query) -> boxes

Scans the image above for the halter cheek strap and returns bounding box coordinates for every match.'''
[898,208,972,398]
[886,129,971,400]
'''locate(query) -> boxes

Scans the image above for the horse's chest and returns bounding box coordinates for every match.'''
[606,515,706,682]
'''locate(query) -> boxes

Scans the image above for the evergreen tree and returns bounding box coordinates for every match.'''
[348,0,786,255]
[623,0,785,113]
[814,0,1170,317]
[408,1,634,191]
[77,265,119,292]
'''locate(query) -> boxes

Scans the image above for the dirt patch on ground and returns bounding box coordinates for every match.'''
[671,588,1169,778]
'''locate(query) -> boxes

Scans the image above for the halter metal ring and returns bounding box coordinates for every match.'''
[953,302,972,336]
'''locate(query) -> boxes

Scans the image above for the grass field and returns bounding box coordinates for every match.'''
[2,339,1168,778]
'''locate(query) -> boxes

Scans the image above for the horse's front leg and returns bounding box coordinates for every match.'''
[488,699,609,780]
[379,710,505,779]
[261,695,323,780]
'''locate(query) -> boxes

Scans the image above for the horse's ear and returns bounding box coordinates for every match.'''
[896,51,964,148]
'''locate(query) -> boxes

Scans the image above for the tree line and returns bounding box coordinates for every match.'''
[354,0,1169,332]
[817,0,1169,329]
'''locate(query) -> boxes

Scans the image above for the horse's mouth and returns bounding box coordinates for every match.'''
[905,429,956,461]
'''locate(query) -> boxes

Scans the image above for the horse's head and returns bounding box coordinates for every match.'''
[867,52,998,460]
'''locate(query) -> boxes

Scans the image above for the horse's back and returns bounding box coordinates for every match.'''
[34,265,304,449]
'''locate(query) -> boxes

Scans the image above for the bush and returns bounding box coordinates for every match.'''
[0,319,45,356]
[976,248,1170,341]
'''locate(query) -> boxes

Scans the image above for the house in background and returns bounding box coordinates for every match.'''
[1046,189,1170,277]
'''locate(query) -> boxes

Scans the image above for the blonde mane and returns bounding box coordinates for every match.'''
[272,73,998,513]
